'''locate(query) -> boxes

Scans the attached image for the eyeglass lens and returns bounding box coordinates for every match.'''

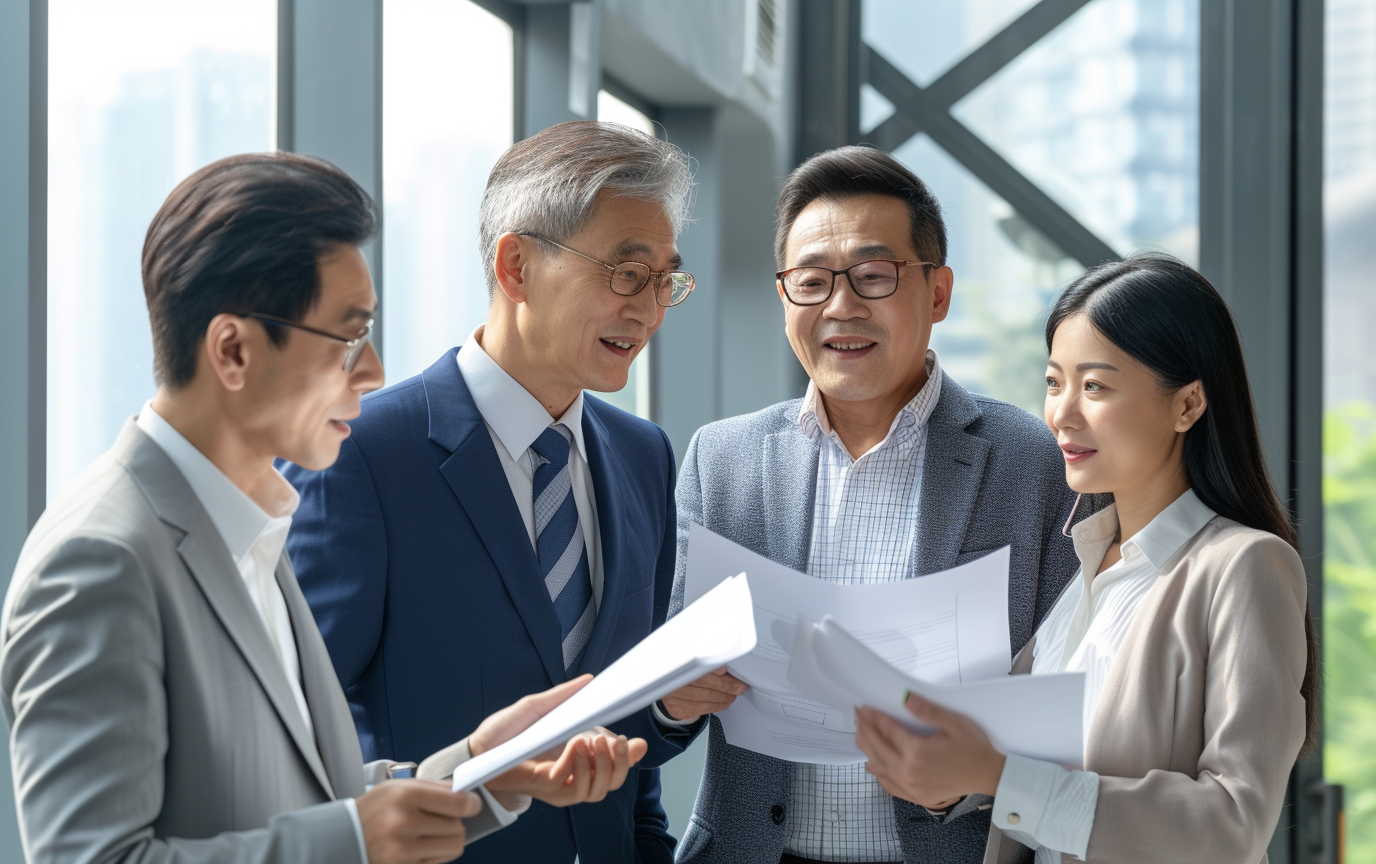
[608,261,695,307]
[782,260,901,304]
[342,328,371,373]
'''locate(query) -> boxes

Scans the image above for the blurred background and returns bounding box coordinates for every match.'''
[0,0,1370,860]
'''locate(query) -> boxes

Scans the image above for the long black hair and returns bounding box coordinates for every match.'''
[1046,251,1318,751]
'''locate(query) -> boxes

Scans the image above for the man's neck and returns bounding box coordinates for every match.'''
[819,366,929,460]
[476,321,580,419]
[150,388,279,507]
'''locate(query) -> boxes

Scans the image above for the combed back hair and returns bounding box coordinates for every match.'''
[774,145,947,269]
[478,120,694,298]
[142,152,377,388]
[1046,252,1319,755]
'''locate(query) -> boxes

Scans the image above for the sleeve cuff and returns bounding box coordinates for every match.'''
[993,753,1098,859]
[651,700,697,728]
[344,798,369,864]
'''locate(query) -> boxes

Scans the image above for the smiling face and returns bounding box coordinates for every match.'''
[1044,313,1205,500]
[241,245,384,470]
[510,191,675,397]
[779,194,953,409]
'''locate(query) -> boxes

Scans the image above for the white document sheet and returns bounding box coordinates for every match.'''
[683,523,1012,764]
[450,573,757,792]
[789,615,1086,768]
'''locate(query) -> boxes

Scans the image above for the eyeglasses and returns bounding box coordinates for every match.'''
[246,313,374,373]
[518,232,695,307]
[777,259,935,306]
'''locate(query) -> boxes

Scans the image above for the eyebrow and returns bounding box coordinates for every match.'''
[1046,359,1119,372]
[792,243,898,268]
[340,305,376,324]
[614,239,683,269]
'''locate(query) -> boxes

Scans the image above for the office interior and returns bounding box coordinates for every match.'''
[0,0,1370,860]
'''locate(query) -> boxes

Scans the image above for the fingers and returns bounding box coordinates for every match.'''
[626,737,649,764]
[470,675,594,756]
[903,692,958,729]
[521,674,593,719]
[855,707,905,769]
[661,671,749,721]
[586,735,616,802]
[411,784,484,821]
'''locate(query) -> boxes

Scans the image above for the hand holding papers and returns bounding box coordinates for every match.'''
[684,524,1014,764]
[448,573,757,793]
[789,616,1086,767]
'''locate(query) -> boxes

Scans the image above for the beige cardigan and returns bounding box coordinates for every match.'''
[984,517,1309,864]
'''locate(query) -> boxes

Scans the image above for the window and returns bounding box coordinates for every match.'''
[47,0,275,500]
[593,89,654,419]
[1323,0,1376,854]
[381,0,513,385]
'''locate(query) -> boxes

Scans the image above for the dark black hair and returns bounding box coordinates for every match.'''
[774,145,946,269]
[1047,251,1317,751]
[142,152,378,388]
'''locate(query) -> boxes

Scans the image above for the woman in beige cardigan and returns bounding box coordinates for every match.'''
[852,253,1316,863]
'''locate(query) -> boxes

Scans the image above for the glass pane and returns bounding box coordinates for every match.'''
[1323,0,1376,856]
[862,0,1042,87]
[382,0,513,385]
[892,134,1082,416]
[953,0,1200,262]
[593,89,653,419]
[47,0,274,501]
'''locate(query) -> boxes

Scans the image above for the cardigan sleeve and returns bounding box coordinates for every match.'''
[1080,533,1308,863]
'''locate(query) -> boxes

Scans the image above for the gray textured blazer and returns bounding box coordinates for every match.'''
[669,374,1083,864]
[0,421,500,864]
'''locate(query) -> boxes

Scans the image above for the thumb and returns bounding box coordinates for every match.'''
[903,691,957,728]
[520,674,593,720]
[626,737,649,764]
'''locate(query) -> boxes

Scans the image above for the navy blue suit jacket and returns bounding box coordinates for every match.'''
[282,348,691,864]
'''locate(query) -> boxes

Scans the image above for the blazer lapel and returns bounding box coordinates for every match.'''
[762,428,819,573]
[176,509,337,798]
[915,374,991,576]
[425,349,567,686]
[577,405,627,674]
[117,420,337,799]
[277,556,363,799]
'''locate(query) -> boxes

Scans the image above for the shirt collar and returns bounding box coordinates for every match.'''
[457,327,589,463]
[1070,488,1217,574]
[135,403,298,563]
[797,349,943,448]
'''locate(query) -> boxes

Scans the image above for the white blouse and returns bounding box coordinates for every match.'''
[993,489,1217,862]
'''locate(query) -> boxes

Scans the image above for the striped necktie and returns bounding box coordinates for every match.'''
[531,425,595,673]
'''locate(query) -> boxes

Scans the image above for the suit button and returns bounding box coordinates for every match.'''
[770,805,785,825]
[1007,812,1021,826]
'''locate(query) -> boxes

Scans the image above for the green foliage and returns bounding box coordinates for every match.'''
[1324,402,1376,862]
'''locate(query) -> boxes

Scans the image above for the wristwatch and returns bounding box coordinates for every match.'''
[386,761,418,780]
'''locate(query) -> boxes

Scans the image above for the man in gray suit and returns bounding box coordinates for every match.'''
[655,146,1083,864]
[1,152,645,864]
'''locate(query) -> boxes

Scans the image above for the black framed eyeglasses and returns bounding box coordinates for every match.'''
[517,232,695,307]
[246,313,374,373]
[776,259,935,306]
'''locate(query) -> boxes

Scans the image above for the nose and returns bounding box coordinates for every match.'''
[623,279,662,326]
[351,339,385,393]
[821,272,868,320]
[1048,385,1080,433]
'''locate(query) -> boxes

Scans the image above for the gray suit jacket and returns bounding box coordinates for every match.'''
[1,421,500,864]
[669,374,1084,864]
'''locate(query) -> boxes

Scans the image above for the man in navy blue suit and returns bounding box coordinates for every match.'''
[283,121,701,864]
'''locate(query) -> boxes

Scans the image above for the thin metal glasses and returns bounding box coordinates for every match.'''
[247,313,374,373]
[518,232,695,307]
[776,259,935,306]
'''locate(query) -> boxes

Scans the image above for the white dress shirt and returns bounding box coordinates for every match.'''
[457,327,604,608]
[784,352,943,863]
[993,489,1217,862]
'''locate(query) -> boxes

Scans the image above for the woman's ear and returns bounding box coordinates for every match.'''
[1175,380,1207,433]
[202,313,253,392]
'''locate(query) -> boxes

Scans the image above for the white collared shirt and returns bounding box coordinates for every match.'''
[786,351,944,862]
[993,489,1218,862]
[456,327,603,608]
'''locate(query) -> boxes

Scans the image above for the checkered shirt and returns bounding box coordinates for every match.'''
[784,351,943,863]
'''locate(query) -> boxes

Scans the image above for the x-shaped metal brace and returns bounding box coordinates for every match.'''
[860,0,1122,268]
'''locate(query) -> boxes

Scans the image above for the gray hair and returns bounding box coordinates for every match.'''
[478,120,694,297]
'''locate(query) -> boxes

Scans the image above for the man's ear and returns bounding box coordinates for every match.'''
[493,233,534,305]
[202,313,255,392]
[929,265,955,324]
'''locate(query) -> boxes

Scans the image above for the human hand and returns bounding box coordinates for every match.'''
[467,675,593,758]
[484,726,649,806]
[854,693,1006,809]
[356,779,482,864]
[659,667,748,722]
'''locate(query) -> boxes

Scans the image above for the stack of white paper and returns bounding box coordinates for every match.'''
[790,615,1086,768]
[449,573,758,792]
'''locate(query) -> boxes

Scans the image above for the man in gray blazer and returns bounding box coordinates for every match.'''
[1,153,644,864]
[655,146,1083,864]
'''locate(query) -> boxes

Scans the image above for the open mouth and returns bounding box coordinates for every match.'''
[823,339,878,355]
[599,338,638,357]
